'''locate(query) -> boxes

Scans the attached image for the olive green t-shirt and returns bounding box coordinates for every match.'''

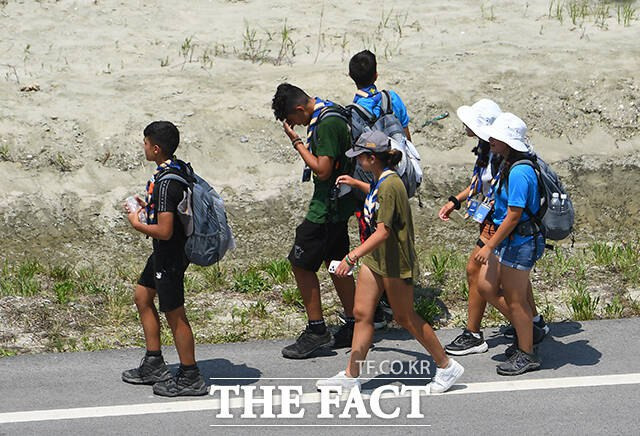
[305,115,355,224]
[362,173,418,279]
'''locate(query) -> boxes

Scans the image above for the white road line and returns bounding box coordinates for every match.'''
[1,373,639,424]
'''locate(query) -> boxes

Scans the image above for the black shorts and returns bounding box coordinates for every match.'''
[288,219,350,272]
[137,253,189,312]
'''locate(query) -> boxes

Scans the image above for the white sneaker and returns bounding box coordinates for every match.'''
[316,371,361,391]
[429,358,464,394]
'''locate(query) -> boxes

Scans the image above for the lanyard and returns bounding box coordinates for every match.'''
[145,159,181,223]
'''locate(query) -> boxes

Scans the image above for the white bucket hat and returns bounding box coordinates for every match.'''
[480,112,529,152]
[455,98,502,141]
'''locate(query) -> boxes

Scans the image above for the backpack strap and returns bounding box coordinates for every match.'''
[155,172,190,187]
[311,105,351,146]
[379,90,394,116]
[348,103,376,124]
[508,159,546,236]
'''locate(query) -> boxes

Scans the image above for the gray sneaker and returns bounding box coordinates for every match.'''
[122,354,172,385]
[282,328,333,359]
[505,342,538,359]
[153,367,208,397]
[497,349,541,376]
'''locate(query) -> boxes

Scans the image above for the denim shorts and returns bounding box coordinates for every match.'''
[494,233,545,271]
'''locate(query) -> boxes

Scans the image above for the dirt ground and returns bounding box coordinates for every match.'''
[1,0,639,353]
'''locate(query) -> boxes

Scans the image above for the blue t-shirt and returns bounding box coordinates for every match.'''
[353,90,410,128]
[492,164,540,246]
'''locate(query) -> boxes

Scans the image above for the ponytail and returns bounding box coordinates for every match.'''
[375,148,403,169]
[497,149,530,194]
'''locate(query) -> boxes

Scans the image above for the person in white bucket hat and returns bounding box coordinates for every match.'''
[441,102,547,357]
[474,112,546,376]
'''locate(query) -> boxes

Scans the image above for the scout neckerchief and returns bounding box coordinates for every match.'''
[302,97,334,182]
[145,158,181,224]
[353,85,382,105]
[363,169,395,232]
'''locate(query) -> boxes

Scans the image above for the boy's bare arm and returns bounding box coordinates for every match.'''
[404,127,412,142]
[294,144,333,180]
[128,211,174,240]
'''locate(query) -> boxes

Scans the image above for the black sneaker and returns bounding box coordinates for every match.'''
[122,354,172,385]
[282,328,333,359]
[153,367,208,397]
[445,329,489,356]
[373,305,387,330]
[502,315,550,339]
[497,349,541,376]
[332,323,354,349]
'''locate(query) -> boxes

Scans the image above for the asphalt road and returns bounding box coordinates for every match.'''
[1,318,639,435]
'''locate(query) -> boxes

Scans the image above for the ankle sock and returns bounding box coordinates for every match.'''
[533,315,541,323]
[468,331,482,339]
[308,319,327,334]
[179,363,198,372]
[146,349,162,357]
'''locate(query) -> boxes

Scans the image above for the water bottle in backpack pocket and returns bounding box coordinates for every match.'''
[511,157,574,241]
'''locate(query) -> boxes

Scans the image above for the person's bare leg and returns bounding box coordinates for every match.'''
[134,284,161,351]
[500,265,534,353]
[527,280,539,317]
[346,265,384,377]
[466,246,487,332]
[292,265,323,321]
[165,306,196,366]
[326,260,355,318]
[477,254,514,323]
[384,277,449,369]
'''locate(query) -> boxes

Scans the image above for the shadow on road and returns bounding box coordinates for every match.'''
[488,321,602,369]
[169,358,262,386]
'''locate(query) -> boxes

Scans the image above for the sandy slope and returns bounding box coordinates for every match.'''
[1,0,639,263]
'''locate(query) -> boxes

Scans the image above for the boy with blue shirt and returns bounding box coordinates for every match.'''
[349,50,412,141]
[348,50,412,327]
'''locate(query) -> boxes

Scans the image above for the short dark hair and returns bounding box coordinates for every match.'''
[143,121,180,156]
[349,50,377,88]
[271,83,310,121]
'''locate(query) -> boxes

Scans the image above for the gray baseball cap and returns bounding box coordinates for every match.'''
[345,130,391,158]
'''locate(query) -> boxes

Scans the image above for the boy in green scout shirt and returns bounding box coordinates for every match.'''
[272,83,356,359]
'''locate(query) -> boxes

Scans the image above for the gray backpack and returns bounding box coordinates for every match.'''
[510,157,574,241]
[313,91,423,202]
[157,163,235,266]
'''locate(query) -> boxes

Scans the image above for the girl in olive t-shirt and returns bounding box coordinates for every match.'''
[316,131,464,394]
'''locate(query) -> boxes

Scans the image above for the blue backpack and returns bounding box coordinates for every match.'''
[157,162,235,266]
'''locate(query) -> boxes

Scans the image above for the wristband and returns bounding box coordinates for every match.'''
[345,253,356,267]
[448,196,461,210]
[292,138,303,148]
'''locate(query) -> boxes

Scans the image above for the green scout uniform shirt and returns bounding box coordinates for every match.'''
[362,173,418,279]
[305,116,355,224]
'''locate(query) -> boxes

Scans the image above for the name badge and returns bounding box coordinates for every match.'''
[472,202,492,224]
[467,199,479,217]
